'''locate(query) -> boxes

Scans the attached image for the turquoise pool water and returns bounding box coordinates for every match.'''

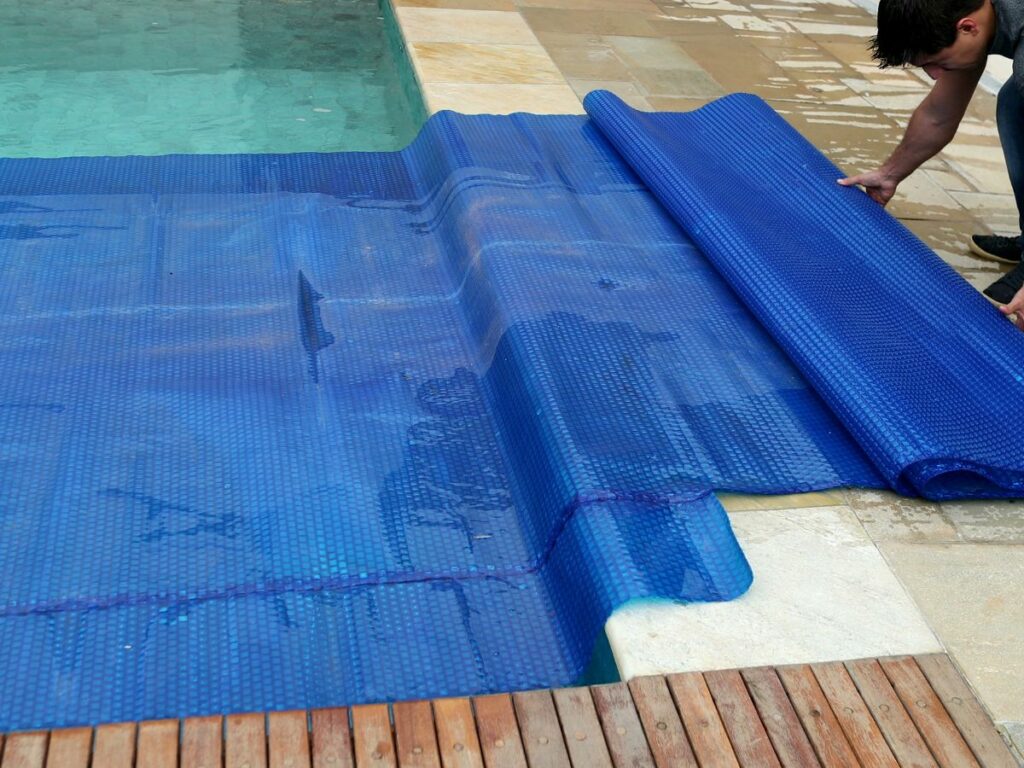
[0,0,426,157]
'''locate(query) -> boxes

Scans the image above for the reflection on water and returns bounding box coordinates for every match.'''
[0,0,425,156]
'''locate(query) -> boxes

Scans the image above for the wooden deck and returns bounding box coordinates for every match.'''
[0,654,1018,767]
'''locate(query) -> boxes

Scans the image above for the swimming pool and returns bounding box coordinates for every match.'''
[0,0,426,157]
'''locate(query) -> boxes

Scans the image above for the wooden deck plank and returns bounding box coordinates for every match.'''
[1,733,48,768]
[352,705,396,768]
[269,711,311,768]
[43,727,90,768]
[705,669,781,768]
[182,716,223,768]
[627,676,698,768]
[776,665,859,768]
[626,675,700,765]
[591,682,656,768]
[431,699,483,768]
[812,662,899,768]
[136,720,178,768]
[667,671,741,768]
[551,687,614,768]
[511,690,571,768]
[879,657,981,768]
[914,654,1019,768]
[92,723,136,768]
[845,659,938,768]
[472,695,527,768]
[227,713,268,768]
[2,654,1015,768]
[311,709,354,768]
[393,701,440,768]
[741,667,821,768]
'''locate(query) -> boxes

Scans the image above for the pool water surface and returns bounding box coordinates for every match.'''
[0,0,426,157]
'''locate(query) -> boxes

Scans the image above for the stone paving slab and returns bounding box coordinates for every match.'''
[607,507,941,679]
[879,542,1024,753]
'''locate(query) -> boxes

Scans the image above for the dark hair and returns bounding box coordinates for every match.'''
[871,0,985,67]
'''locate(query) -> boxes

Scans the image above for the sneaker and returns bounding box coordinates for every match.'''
[983,261,1024,305]
[969,233,1022,264]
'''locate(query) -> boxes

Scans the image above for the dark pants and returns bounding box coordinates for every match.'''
[997,78,1024,237]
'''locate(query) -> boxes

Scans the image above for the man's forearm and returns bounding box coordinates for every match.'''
[879,102,960,183]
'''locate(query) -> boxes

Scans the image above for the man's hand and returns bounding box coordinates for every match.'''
[837,171,899,206]
[999,285,1024,330]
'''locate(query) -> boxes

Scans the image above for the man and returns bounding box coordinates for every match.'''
[839,0,1024,328]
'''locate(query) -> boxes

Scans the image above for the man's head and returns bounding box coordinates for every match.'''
[872,0,993,76]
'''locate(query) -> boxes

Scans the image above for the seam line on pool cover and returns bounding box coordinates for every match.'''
[0,487,710,618]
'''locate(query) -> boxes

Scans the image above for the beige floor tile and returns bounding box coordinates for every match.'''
[410,42,564,84]
[957,115,1003,141]
[566,79,652,109]
[647,11,728,40]
[767,101,899,171]
[765,54,870,105]
[761,6,872,28]
[966,94,1000,123]
[845,488,958,544]
[924,164,980,194]
[646,95,717,111]
[601,35,702,70]
[516,0,660,10]
[880,542,1024,722]
[679,0,749,12]
[423,82,584,114]
[942,138,1013,197]
[950,189,1020,217]
[790,20,876,39]
[862,91,928,114]
[950,202,1018,234]
[396,7,540,44]
[631,66,726,99]
[718,13,793,34]
[816,38,876,68]
[519,7,660,37]
[840,75,931,97]
[887,171,969,221]
[545,44,632,80]
[394,0,518,8]
[941,499,1024,543]
[675,34,809,101]
[529,30,608,53]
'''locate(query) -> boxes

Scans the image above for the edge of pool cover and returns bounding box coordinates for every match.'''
[0,92,1021,730]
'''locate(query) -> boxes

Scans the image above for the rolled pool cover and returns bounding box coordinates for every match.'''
[585,90,1024,499]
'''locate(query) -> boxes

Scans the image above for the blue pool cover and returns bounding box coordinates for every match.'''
[0,92,1022,730]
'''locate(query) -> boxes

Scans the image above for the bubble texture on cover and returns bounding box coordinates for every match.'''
[0,94,1018,731]
[584,91,1024,499]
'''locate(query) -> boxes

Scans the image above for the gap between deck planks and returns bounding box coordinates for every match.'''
[0,654,1017,768]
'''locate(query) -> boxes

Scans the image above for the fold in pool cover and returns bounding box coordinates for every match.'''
[0,92,1021,730]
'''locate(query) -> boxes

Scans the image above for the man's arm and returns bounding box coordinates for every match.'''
[838,64,985,205]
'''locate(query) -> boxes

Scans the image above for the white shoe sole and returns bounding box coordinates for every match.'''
[969,237,1022,265]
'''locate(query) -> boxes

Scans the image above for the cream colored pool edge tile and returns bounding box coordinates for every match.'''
[395,6,541,45]
[607,506,941,679]
[409,42,566,85]
[718,489,846,512]
[423,82,584,114]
